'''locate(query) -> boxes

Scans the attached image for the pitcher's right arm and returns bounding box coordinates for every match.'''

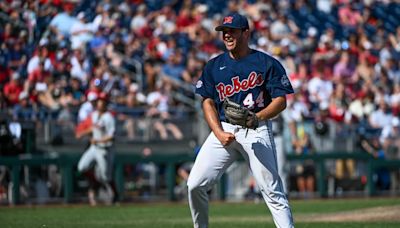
[202,98,235,146]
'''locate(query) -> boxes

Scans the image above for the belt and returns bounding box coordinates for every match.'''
[222,120,268,129]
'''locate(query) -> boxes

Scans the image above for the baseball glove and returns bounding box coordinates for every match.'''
[223,98,259,129]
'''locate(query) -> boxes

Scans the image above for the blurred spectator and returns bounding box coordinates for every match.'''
[288,62,309,92]
[292,125,315,198]
[313,104,330,140]
[0,112,24,203]
[70,48,90,86]
[353,52,375,84]
[300,27,319,62]
[285,93,310,139]
[53,48,71,80]
[161,50,191,84]
[390,84,400,115]
[335,157,356,180]
[27,59,51,90]
[32,74,61,111]
[0,45,11,85]
[317,0,333,14]
[389,26,400,52]
[143,59,161,93]
[65,77,85,107]
[361,136,391,190]
[92,3,117,30]
[49,3,77,39]
[89,27,108,56]
[119,82,147,140]
[333,51,355,84]
[3,72,23,106]
[78,91,98,123]
[328,82,352,123]
[307,67,333,112]
[0,116,15,156]
[0,88,7,110]
[0,165,6,201]
[175,160,194,200]
[146,81,183,140]
[379,117,400,190]
[380,117,400,159]
[277,37,297,76]
[349,85,375,121]
[368,99,394,129]
[7,40,27,73]
[26,45,53,76]
[70,12,95,50]
[13,91,36,121]
[130,4,147,35]
[338,2,362,30]
[312,29,337,66]
[270,14,299,41]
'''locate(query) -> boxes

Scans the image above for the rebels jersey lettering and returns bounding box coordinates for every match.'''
[195,49,294,121]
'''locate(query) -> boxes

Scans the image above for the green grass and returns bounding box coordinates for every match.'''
[0,198,399,228]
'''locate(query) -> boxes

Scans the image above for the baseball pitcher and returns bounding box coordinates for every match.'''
[188,13,294,228]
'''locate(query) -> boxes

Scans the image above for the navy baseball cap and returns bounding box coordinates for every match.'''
[215,13,249,31]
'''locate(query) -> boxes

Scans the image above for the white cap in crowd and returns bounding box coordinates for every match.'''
[19,91,28,101]
[87,92,98,101]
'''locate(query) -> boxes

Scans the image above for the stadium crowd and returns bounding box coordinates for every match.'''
[1,0,400,198]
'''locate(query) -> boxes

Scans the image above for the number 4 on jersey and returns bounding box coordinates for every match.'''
[243,92,264,109]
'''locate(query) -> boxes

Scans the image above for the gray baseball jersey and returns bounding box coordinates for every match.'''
[77,110,115,183]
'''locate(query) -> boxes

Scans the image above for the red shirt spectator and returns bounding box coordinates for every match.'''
[3,72,23,105]
[338,3,362,27]
[0,65,10,85]
[28,64,51,84]
[176,8,194,30]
